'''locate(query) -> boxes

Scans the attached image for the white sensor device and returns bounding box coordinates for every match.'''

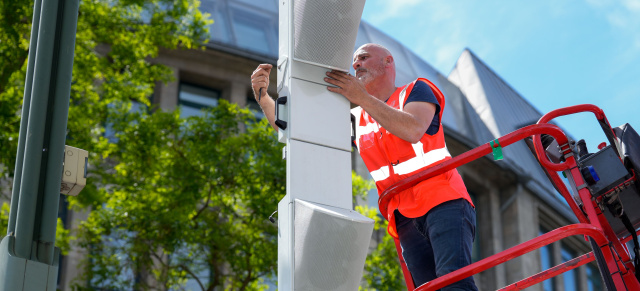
[60,145,88,196]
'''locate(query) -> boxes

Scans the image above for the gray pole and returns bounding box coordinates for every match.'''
[37,0,80,266]
[0,0,80,288]
[7,0,43,236]
[13,0,62,260]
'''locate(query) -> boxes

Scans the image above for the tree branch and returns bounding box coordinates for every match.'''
[180,264,206,291]
[192,184,213,221]
[207,251,221,291]
[238,252,253,291]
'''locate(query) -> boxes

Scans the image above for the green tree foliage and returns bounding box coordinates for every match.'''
[0,0,210,178]
[0,0,209,286]
[0,0,32,179]
[75,101,285,290]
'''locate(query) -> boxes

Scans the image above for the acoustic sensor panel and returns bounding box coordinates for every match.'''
[293,199,374,291]
[292,0,367,71]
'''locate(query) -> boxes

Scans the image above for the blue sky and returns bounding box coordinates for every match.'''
[361,0,640,151]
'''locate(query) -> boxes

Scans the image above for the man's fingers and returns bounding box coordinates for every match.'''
[259,63,273,73]
[325,71,342,80]
[252,64,273,77]
[326,86,341,93]
[324,76,343,86]
[252,69,268,79]
[326,70,350,80]
[252,80,267,88]
[252,80,268,90]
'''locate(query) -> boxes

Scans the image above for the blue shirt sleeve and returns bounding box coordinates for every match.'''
[404,80,441,135]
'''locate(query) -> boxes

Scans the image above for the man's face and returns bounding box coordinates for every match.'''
[352,46,386,85]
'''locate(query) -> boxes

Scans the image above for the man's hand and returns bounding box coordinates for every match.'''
[251,64,272,101]
[250,64,278,131]
[324,70,370,106]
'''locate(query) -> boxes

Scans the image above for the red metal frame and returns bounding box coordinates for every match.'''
[378,104,640,290]
[499,252,595,291]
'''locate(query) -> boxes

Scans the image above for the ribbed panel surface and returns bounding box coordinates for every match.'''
[294,200,373,291]
[293,0,366,71]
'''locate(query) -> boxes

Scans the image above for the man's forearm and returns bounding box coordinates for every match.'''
[259,94,279,132]
[358,95,432,143]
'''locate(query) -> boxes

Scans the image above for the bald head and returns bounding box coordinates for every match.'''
[356,43,392,58]
[352,43,396,97]
[353,44,394,68]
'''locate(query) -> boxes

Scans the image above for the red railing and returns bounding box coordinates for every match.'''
[378,105,640,290]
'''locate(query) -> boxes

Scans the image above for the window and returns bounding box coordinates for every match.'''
[539,228,556,291]
[229,5,276,56]
[202,0,233,44]
[234,0,278,12]
[561,244,579,291]
[178,83,221,118]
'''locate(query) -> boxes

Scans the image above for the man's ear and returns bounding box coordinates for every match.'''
[385,56,394,67]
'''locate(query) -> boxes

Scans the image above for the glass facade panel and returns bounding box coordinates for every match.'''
[202,0,232,44]
[235,0,278,12]
[178,83,221,118]
[230,5,276,56]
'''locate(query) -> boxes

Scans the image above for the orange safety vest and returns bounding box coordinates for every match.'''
[352,78,474,238]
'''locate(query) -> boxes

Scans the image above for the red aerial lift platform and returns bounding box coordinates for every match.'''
[379,104,640,290]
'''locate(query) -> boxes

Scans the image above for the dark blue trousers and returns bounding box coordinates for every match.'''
[395,199,478,290]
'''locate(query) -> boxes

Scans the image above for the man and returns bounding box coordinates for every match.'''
[250,43,477,290]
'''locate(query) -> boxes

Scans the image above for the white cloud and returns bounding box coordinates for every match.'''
[606,10,628,27]
[623,0,640,11]
[584,0,640,29]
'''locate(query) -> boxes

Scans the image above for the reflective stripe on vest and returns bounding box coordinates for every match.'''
[370,165,391,181]
[398,86,408,111]
[392,146,450,176]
